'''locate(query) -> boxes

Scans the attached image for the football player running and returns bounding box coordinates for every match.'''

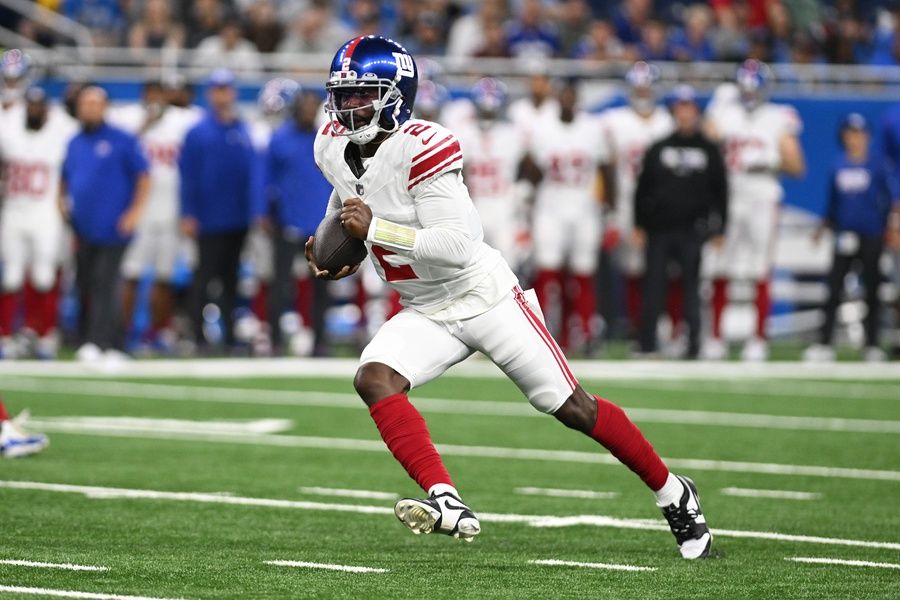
[307,36,712,559]
[306,36,712,560]
[702,60,805,361]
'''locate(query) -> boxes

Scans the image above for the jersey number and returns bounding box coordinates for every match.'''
[3,161,50,198]
[372,245,418,282]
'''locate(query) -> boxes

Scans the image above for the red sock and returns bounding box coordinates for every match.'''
[755,280,770,339]
[252,282,269,322]
[626,276,642,334]
[711,278,728,339]
[591,396,669,491]
[568,274,596,342]
[369,393,453,492]
[296,278,312,325]
[0,400,8,421]
[0,292,17,336]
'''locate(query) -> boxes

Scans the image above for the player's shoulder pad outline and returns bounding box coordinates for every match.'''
[402,119,463,193]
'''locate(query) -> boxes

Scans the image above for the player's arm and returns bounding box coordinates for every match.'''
[341,172,480,269]
[778,133,805,178]
[814,169,838,244]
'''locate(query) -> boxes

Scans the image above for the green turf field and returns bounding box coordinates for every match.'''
[1,365,899,599]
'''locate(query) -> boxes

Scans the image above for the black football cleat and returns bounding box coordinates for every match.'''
[660,475,712,559]
[394,491,481,542]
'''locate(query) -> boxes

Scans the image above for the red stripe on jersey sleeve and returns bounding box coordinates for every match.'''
[408,139,462,183]
[411,134,452,162]
[407,150,463,191]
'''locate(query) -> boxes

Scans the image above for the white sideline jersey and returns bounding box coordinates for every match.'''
[708,102,802,203]
[0,106,76,211]
[601,105,673,231]
[109,104,200,225]
[314,118,516,322]
[509,97,560,143]
[530,111,607,204]
[456,119,527,201]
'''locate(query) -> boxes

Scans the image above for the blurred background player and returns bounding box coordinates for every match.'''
[703,60,806,361]
[883,100,900,358]
[263,87,332,356]
[0,87,77,359]
[61,86,150,362]
[456,78,530,276]
[110,79,200,355]
[243,77,301,355]
[508,68,559,140]
[527,79,608,352]
[0,398,48,458]
[804,113,898,363]
[600,61,673,339]
[0,49,31,121]
[634,85,728,359]
[179,69,258,354]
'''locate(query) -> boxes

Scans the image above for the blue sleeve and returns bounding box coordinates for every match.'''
[882,161,900,212]
[61,139,74,184]
[883,115,900,165]
[178,127,200,219]
[262,139,280,217]
[128,133,149,176]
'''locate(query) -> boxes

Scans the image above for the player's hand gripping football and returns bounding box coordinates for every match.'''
[340,197,372,240]
[304,236,359,280]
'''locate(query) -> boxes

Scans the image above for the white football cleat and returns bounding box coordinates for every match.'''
[802,344,835,363]
[75,342,102,363]
[660,475,712,559]
[394,491,481,542]
[741,337,769,362]
[0,417,49,459]
[700,338,727,361]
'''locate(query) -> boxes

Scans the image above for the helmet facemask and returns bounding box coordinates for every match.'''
[326,76,403,145]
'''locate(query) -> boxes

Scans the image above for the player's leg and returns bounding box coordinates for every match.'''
[353,309,479,540]
[701,211,737,360]
[567,202,601,352]
[27,216,63,359]
[677,231,703,358]
[860,235,885,359]
[741,202,779,362]
[637,232,668,354]
[531,206,566,339]
[0,214,27,358]
[464,287,711,558]
[268,226,300,352]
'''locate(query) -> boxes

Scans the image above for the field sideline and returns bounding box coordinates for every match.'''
[0,359,898,599]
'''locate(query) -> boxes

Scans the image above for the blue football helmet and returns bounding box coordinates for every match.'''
[415,80,448,120]
[471,77,508,117]
[736,59,772,110]
[1,48,31,81]
[625,61,660,115]
[325,35,418,145]
[258,77,301,117]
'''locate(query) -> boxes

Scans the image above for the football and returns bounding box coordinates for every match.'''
[312,211,368,274]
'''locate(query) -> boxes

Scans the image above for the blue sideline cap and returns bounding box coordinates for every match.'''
[840,112,868,132]
[207,68,236,88]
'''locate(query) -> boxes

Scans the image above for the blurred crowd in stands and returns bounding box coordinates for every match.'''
[2,0,900,67]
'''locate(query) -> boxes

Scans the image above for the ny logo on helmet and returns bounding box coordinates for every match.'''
[392,52,415,78]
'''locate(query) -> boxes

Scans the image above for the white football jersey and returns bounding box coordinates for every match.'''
[529,111,607,206]
[601,105,673,230]
[0,106,77,212]
[708,101,802,203]
[109,104,200,225]
[456,119,527,201]
[314,118,516,321]
[508,97,560,144]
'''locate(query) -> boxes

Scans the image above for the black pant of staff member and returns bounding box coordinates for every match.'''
[633,85,728,358]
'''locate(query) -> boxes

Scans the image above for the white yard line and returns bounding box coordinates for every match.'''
[0,585,182,600]
[514,487,619,500]
[24,423,900,483]
[785,557,900,569]
[0,357,897,380]
[2,480,899,552]
[529,559,655,572]
[297,487,398,500]
[264,560,387,573]
[32,417,292,436]
[720,487,822,501]
[0,560,108,572]
[10,378,900,434]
